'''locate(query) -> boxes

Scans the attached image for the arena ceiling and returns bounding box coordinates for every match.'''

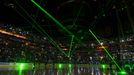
[0,0,134,40]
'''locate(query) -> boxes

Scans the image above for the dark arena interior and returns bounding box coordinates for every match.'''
[0,0,134,75]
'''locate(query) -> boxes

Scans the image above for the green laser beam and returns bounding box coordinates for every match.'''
[31,0,43,33]
[89,29,122,71]
[31,0,98,58]
[31,0,98,59]
[35,0,43,19]
[17,12,68,58]
[14,0,68,57]
[17,63,24,75]
[69,4,83,55]
[72,3,83,27]
[31,0,89,55]
[19,69,22,75]
[31,0,73,35]
[30,1,125,70]
[68,35,74,57]
[18,10,68,57]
